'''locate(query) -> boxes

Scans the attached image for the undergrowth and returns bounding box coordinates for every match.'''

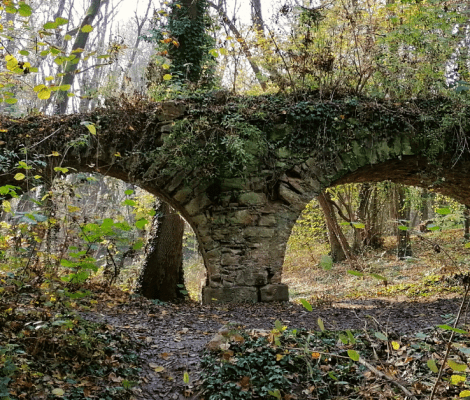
[200,320,470,400]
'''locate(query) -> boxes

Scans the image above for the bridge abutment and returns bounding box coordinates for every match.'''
[182,183,308,303]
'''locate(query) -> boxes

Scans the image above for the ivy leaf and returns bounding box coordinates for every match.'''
[374,332,388,341]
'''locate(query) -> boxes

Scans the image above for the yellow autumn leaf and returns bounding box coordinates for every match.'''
[163,74,172,81]
[276,354,284,361]
[3,200,11,213]
[449,360,467,372]
[460,390,470,397]
[37,88,51,100]
[154,366,165,373]
[311,352,320,359]
[51,388,65,396]
[451,375,466,385]
[391,341,400,350]
[14,173,25,180]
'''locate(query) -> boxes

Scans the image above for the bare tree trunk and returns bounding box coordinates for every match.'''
[317,191,355,263]
[120,0,153,91]
[136,202,186,301]
[464,206,470,240]
[207,1,267,90]
[56,0,103,114]
[251,0,265,33]
[396,185,412,259]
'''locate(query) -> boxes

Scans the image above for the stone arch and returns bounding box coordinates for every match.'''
[2,97,470,303]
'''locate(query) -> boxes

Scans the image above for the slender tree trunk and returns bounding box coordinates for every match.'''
[56,0,102,114]
[120,0,153,91]
[317,191,354,263]
[207,1,267,90]
[464,206,470,240]
[396,185,412,259]
[136,202,186,301]
[420,188,429,221]
[251,0,265,34]
[353,183,372,251]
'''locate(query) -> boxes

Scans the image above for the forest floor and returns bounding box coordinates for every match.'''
[2,229,470,399]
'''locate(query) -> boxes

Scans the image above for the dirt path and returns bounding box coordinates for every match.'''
[83,296,462,400]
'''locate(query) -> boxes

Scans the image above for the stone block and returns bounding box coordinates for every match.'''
[220,178,248,191]
[160,123,173,133]
[202,287,258,304]
[259,215,276,226]
[221,253,239,266]
[260,284,289,302]
[166,171,185,193]
[237,271,268,286]
[244,227,274,238]
[185,193,211,216]
[173,187,192,203]
[229,210,256,225]
[192,213,207,226]
[205,249,221,261]
[158,101,187,121]
[279,183,305,211]
[238,192,267,206]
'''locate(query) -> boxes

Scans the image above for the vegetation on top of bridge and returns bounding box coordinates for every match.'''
[1,92,470,188]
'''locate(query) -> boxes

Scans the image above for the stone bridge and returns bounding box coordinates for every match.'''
[1,94,470,303]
